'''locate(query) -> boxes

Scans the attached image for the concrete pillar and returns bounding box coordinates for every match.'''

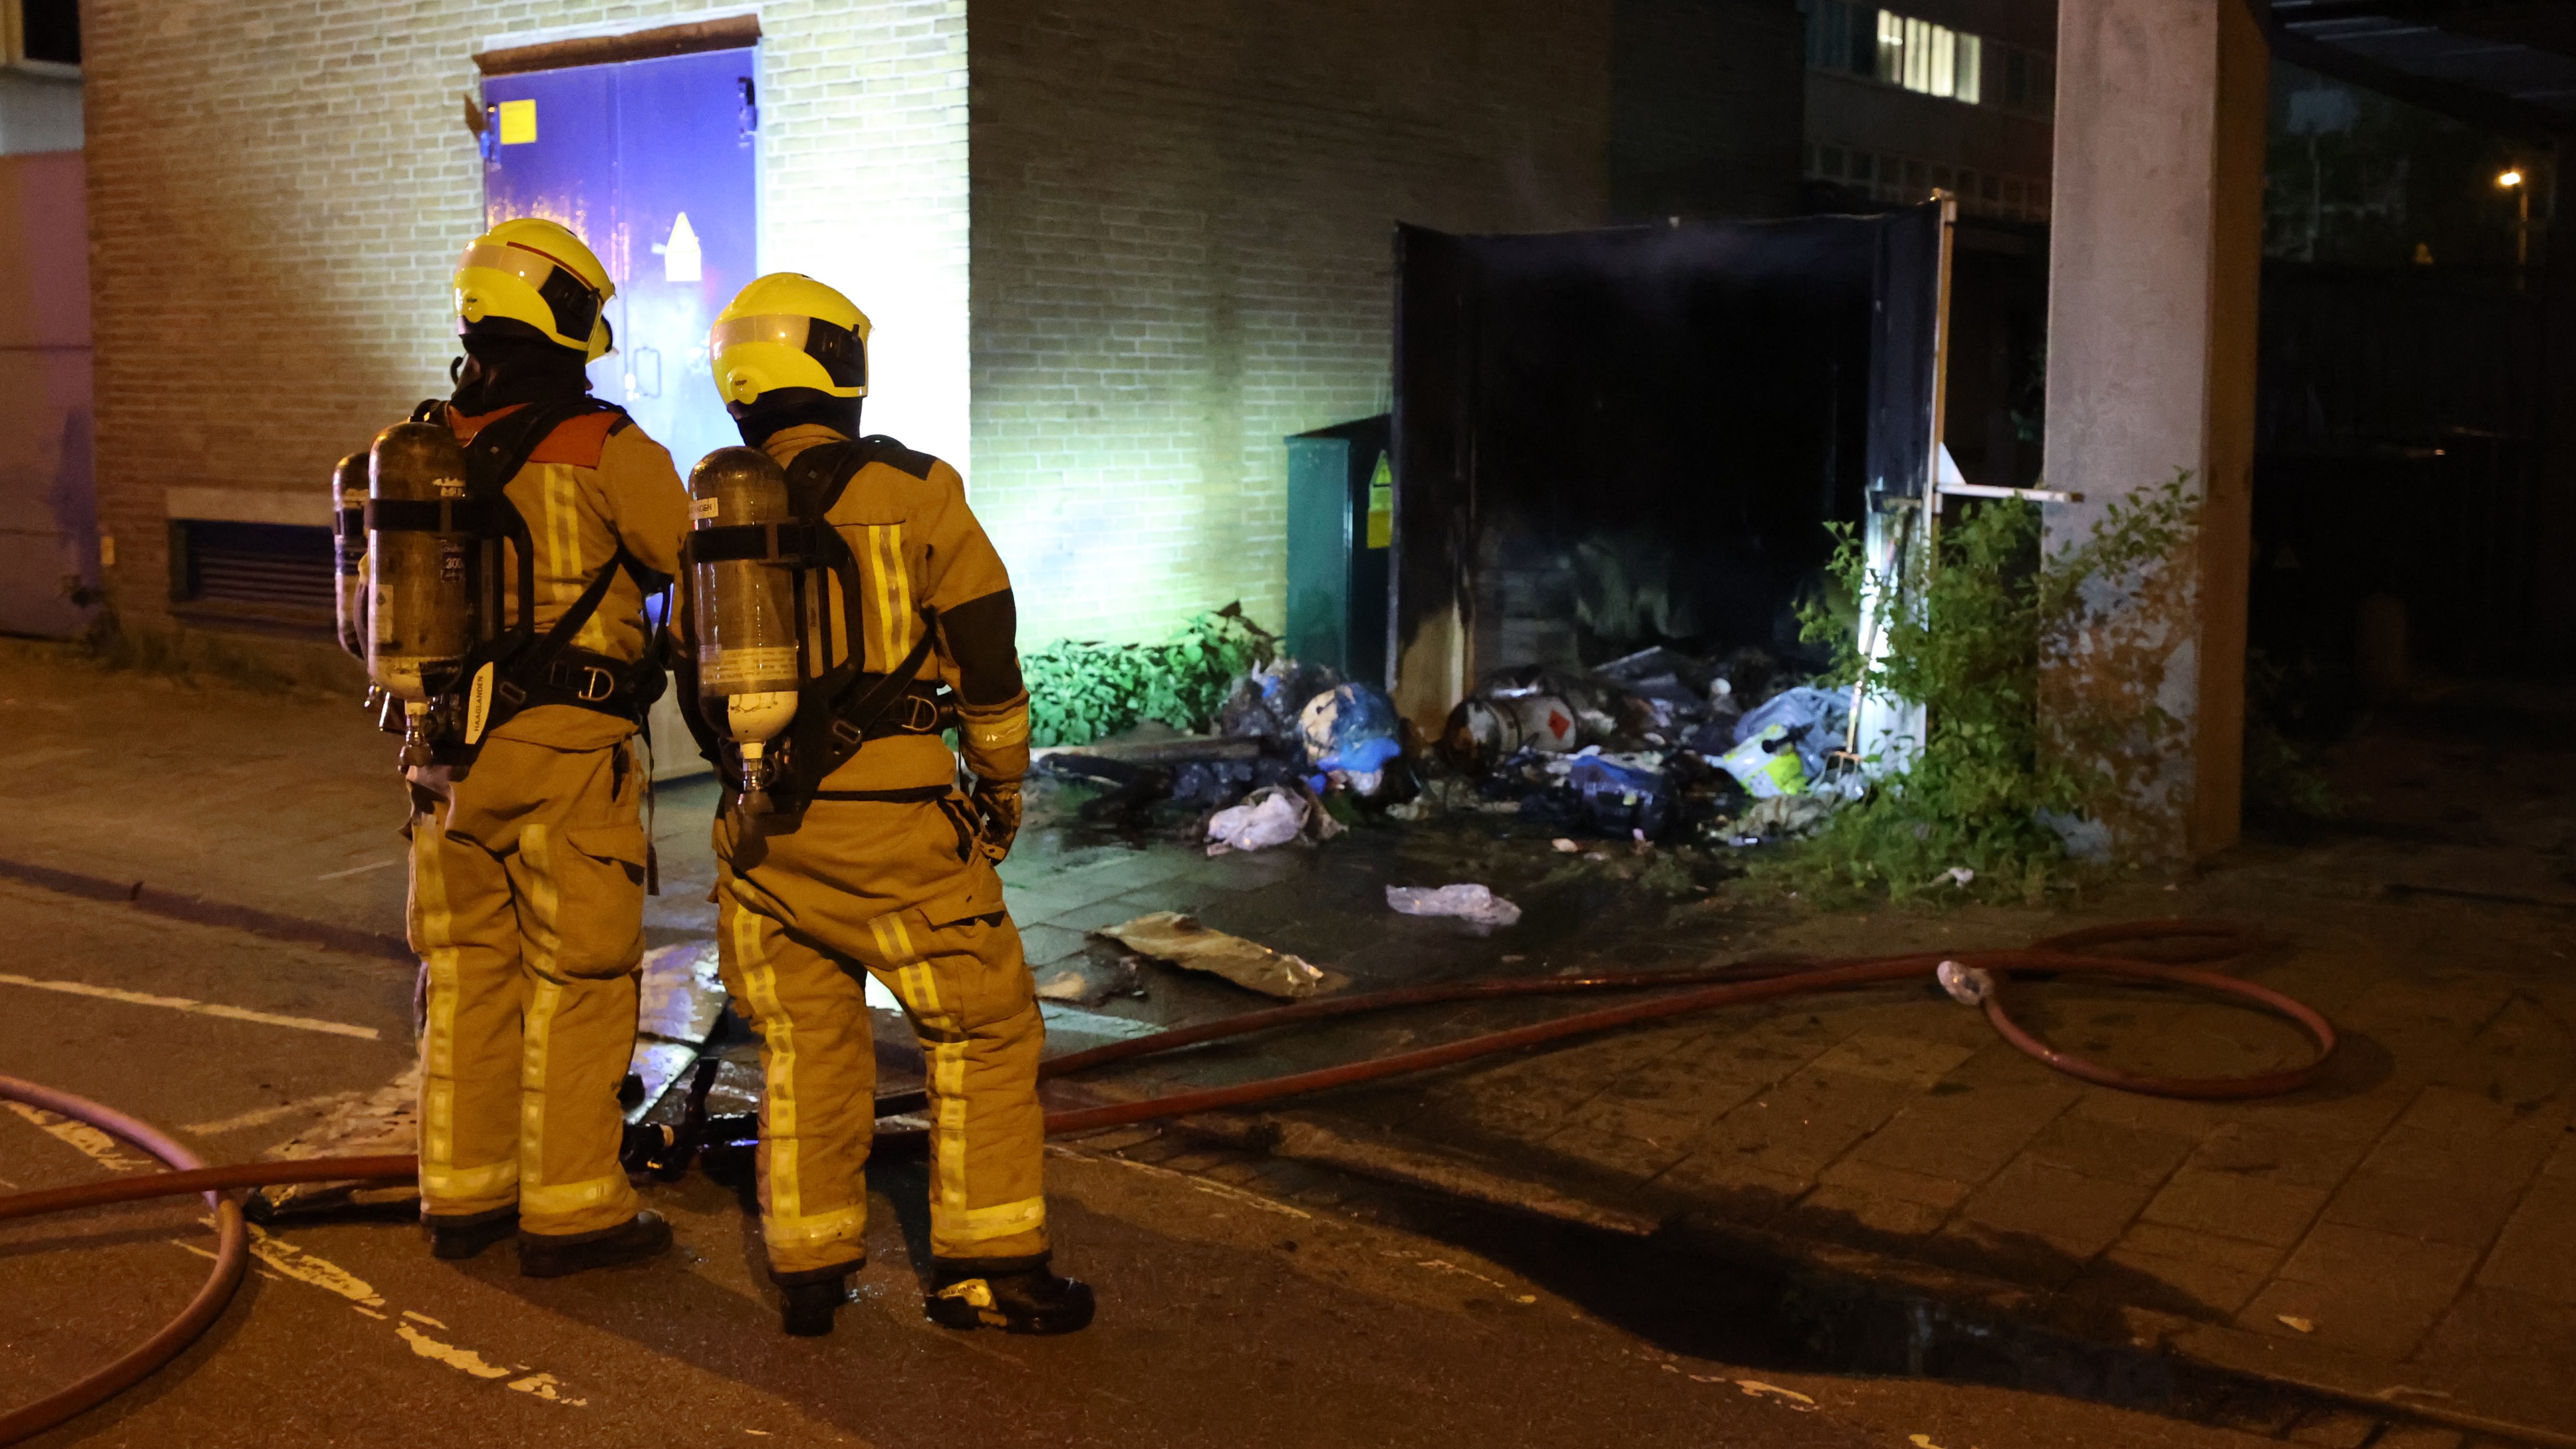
[2039,0,2268,861]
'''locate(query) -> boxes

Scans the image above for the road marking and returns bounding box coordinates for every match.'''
[1072,1146,1313,1219]
[0,970,381,1040]
[6,1102,157,1173]
[396,1323,514,1380]
[1734,1380,1818,1411]
[228,1221,589,1407]
[317,859,401,881]
[507,1372,586,1404]
[247,1224,385,1307]
[185,1091,361,1136]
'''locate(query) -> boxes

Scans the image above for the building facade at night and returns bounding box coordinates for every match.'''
[1799,0,2056,221]
[77,0,1803,650]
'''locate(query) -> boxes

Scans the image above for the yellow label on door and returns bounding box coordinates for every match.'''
[497,99,537,146]
[1364,451,1394,550]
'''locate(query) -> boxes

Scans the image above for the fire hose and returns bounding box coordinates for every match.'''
[0,919,2330,1443]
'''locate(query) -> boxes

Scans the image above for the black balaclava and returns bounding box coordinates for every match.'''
[731,387,862,449]
[449,326,593,416]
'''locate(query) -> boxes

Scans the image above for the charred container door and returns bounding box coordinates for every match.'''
[1389,206,1950,744]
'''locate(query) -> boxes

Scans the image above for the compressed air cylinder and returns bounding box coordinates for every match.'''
[689,447,802,759]
[366,422,476,704]
[332,452,368,660]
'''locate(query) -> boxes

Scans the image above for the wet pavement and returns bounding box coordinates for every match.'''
[2,640,2572,1445]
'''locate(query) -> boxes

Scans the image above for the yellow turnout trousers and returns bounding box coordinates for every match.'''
[715,795,1048,1278]
[408,735,649,1236]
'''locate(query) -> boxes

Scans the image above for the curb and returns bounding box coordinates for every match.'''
[1152,1108,2575,1449]
[0,856,415,965]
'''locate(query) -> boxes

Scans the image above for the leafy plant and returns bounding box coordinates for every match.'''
[1023,602,1276,747]
[1766,473,2197,903]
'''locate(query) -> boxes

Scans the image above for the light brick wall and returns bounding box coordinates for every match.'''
[966,0,1618,648]
[82,0,969,624]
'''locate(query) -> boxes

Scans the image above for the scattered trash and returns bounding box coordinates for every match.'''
[2276,1314,2315,1334]
[2038,807,2113,863]
[1300,683,1404,797]
[1385,883,1522,928]
[1444,693,1584,769]
[1566,753,1672,838]
[1717,724,1810,799]
[1033,956,1144,1006]
[1219,656,1342,752]
[1205,785,1310,855]
[1096,912,1348,999]
[1940,866,1975,888]
[1551,837,1581,854]
[1731,685,1851,781]
[1737,793,1832,838]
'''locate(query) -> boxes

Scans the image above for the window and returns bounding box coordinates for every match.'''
[1806,4,2044,116]
[9,0,78,68]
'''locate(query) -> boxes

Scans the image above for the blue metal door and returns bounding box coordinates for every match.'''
[481,47,758,473]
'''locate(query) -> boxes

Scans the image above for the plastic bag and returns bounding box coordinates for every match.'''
[1718,723,1810,799]
[1385,883,1522,927]
[1299,683,1404,796]
[1219,656,1341,749]
[1205,785,1310,855]
[1566,754,1671,838]
[1731,685,1852,781]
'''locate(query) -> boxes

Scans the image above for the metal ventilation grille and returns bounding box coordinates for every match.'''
[180,522,334,615]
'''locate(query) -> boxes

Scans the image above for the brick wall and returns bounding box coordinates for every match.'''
[82,0,969,626]
[967,0,1620,648]
[86,0,1799,649]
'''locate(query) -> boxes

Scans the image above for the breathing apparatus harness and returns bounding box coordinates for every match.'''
[677,435,953,814]
[371,395,674,767]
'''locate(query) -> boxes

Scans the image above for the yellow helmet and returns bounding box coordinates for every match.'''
[709,273,870,406]
[452,218,617,360]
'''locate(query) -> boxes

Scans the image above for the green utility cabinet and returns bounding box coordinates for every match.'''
[1285,414,1393,688]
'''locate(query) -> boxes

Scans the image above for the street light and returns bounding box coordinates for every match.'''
[2498,167,2531,278]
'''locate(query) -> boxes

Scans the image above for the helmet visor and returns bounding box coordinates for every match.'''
[710,313,868,392]
[457,241,603,347]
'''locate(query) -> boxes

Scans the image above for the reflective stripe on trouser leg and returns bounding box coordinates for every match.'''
[509,821,640,1234]
[868,911,1048,1260]
[718,892,871,1273]
[409,806,520,1211]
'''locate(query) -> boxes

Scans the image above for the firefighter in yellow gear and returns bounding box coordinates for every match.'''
[697,272,1091,1336]
[406,217,690,1275]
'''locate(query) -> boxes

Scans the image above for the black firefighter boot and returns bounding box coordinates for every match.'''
[776,1262,859,1337]
[924,1256,1096,1335]
[424,1206,519,1261]
[518,1211,674,1278]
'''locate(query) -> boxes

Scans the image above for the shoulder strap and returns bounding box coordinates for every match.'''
[782,439,871,520]
[856,433,938,481]
[461,396,619,501]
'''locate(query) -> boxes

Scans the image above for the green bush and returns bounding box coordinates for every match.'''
[1768,475,2196,903]
[1023,603,1275,748]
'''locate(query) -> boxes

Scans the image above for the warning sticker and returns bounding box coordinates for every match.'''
[1364,451,1394,550]
[691,497,720,522]
[497,99,537,146]
[698,647,799,687]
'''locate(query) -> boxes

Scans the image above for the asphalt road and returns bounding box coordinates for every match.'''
[0,878,2283,1449]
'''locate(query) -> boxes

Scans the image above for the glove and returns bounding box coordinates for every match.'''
[971,777,1022,863]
